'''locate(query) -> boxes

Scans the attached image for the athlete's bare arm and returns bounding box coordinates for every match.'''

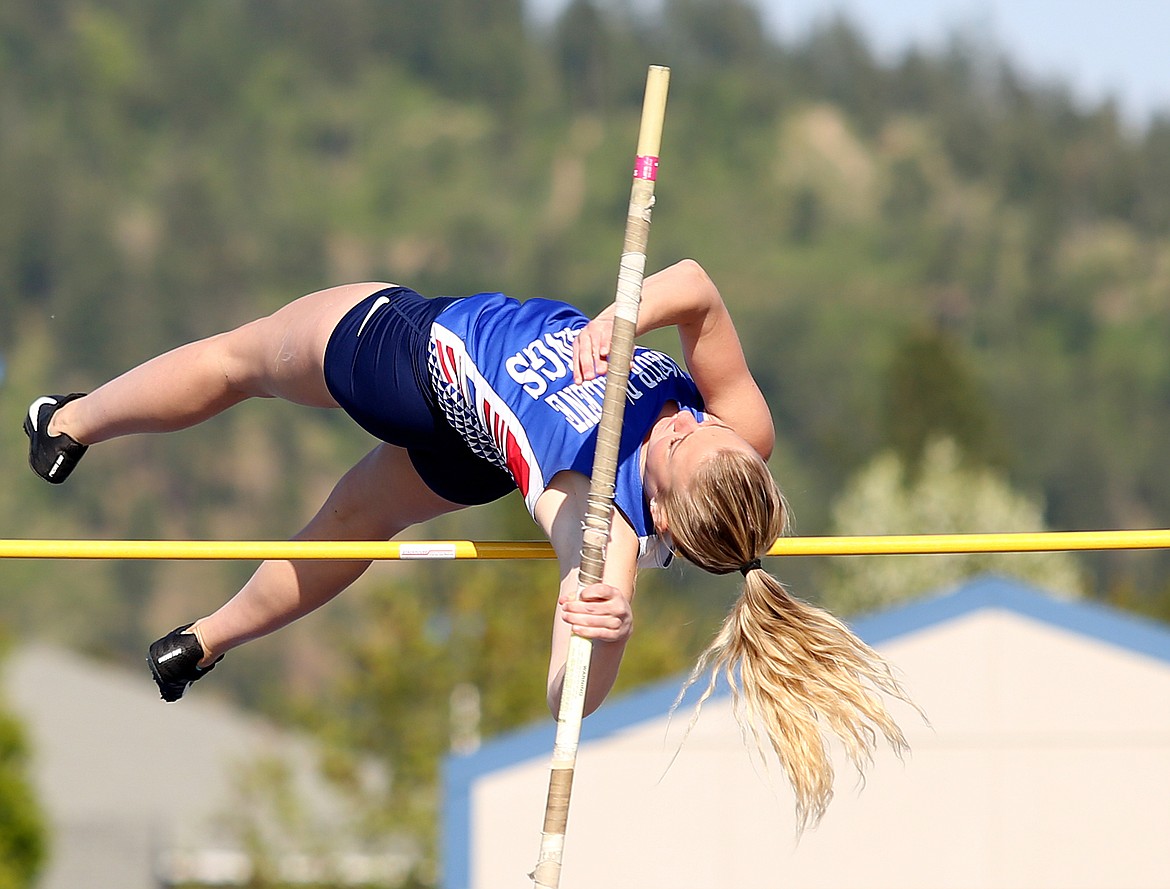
[534,470,639,717]
[572,259,774,459]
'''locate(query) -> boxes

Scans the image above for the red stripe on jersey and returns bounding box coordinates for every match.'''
[482,398,528,495]
[505,430,530,497]
[441,344,458,384]
[482,401,494,439]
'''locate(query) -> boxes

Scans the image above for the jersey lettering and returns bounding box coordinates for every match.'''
[505,326,578,399]
[546,379,606,432]
[505,355,546,397]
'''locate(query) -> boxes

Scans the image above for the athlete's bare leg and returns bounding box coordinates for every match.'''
[47,282,394,444]
[190,443,463,665]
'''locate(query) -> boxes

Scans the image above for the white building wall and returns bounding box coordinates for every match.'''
[457,589,1170,889]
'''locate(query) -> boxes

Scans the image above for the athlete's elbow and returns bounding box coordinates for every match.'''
[546,681,561,718]
[675,258,718,302]
[545,681,609,720]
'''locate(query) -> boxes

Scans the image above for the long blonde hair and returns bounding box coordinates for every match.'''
[660,448,919,830]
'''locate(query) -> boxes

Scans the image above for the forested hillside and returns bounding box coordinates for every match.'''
[3,0,1170,878]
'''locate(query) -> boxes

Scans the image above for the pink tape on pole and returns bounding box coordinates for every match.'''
[633,155,659,180]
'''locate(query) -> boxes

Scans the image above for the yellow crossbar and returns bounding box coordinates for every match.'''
[0,529,1169,560]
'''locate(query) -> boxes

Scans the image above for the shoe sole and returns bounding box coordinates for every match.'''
[146,653,187,702]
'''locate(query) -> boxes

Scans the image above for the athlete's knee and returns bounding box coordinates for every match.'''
[325,446,461,536]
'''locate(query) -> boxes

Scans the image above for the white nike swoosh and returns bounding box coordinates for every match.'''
[356,295,391,336]
[28,396,58,433]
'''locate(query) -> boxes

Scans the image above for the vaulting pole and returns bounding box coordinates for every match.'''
[529,64,670,889]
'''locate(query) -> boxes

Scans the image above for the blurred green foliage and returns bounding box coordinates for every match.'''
[821,436,1086,614]
[0,640,46,889]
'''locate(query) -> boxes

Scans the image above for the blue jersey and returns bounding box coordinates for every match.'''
[428,293,705,567]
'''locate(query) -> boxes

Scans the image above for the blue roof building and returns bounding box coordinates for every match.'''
[445,576,1170,889]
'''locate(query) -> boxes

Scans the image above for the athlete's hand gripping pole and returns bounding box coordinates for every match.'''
[530,64,670,889]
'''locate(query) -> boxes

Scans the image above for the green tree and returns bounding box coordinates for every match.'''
[0,651,47,889]
[792,16,887,134]
[1136,115,1170,233]
[554,0,611,112]
[882,326,1005,479]
[818,437,1085,615]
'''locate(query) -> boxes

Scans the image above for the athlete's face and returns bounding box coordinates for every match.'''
[644,410,754,518]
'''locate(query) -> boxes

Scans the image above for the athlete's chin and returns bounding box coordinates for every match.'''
[648,412,675,443]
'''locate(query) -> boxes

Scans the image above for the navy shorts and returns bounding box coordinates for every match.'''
[322,286,517,506]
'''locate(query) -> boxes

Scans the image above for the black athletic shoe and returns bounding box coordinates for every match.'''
[24,393,89,484]
[147,624,222,702]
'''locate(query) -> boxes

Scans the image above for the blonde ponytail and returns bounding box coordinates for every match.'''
[684,569,915,829]
[662,448,919,830]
